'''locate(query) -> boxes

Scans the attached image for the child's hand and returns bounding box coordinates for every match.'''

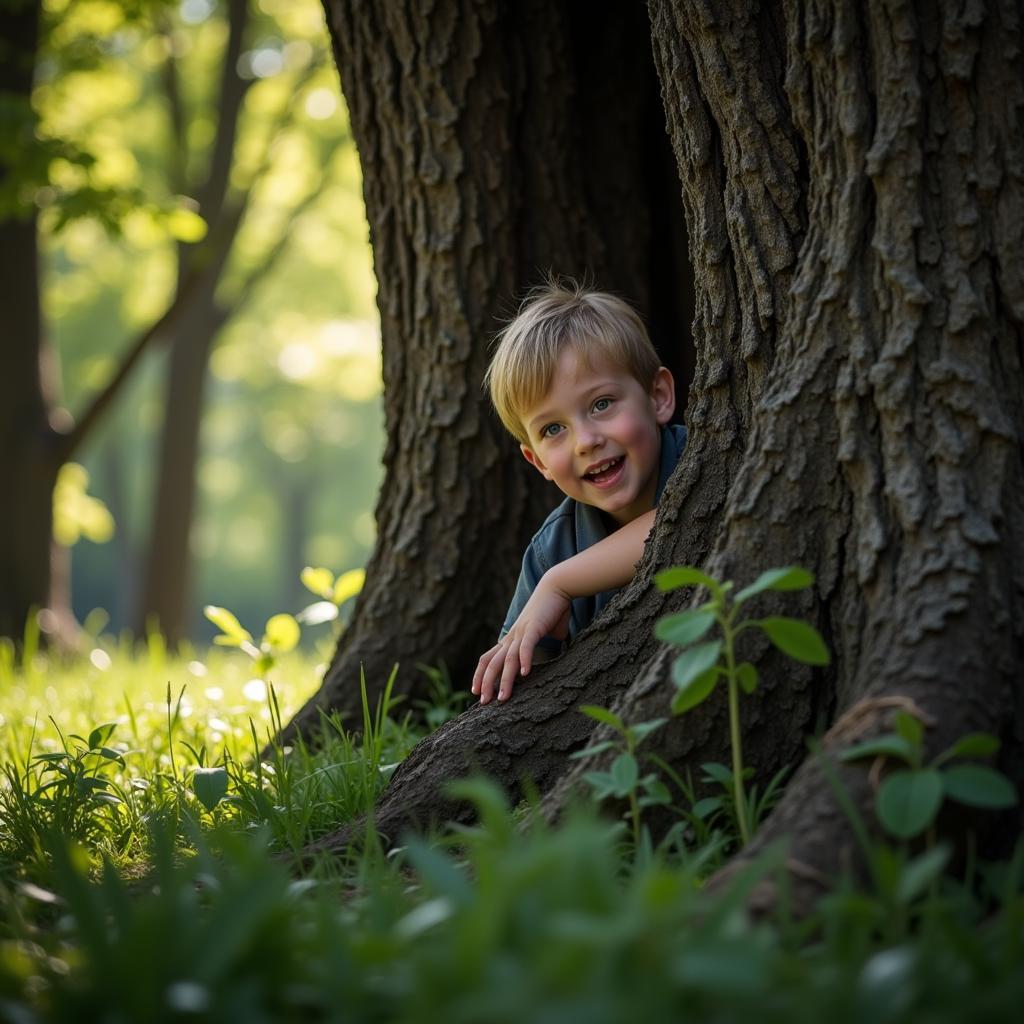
[472,577,571,705]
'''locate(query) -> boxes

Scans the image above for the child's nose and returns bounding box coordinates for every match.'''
[575,427,603,454]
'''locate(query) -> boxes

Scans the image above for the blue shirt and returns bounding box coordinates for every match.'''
[500,423,687,652]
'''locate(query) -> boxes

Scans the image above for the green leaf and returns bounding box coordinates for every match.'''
[191,766,229,812]
[87,723,116,750]
[692,796,723,819]
[735,566,814,604]
[629,718,668,743]
[610,753,639,796]
[941,765,1018,809]
[935,732,1000,765]
[263,613,300,654]
[736,662,758,694]
[654,566,720,594]
[583,770,616,801]
[758,617,830,666]
[672,668,719,714]
[701,762,734,787]
[654,609,716,648]
[300,566,335,599]
[333,568,366,606]
[569,740,617,760]
[579,705,625,733]
[672,641,722,690]
[639,777,671,807]
[839,735,916,765]
[894,711,923,749]
[203,606,253,646]
[897,844,951,903]
[97,747,125,767]
[876,770,944,839]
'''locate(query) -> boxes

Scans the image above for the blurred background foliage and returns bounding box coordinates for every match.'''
[29,0,381,641]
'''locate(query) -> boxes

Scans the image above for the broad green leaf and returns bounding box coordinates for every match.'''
[263,613,300,653]
[692,796,723,819]
[87,723,116,750]
[583,770,617,801]
[333,568,366,606]
[941,765,1018,809]
[894,711,923,749]
[736,662,758,694]
[204,606,253,646]
[672,667,719,714]
[897,844,951,903]
[655,566,720,594]
[610,753,639,796]
[701,762,734,787]
[97,747,125,767]
[640,777,671,806]
[876,770,944,839]
[655,609,716,648]
[300,566,335,599]
[735,566,814,604]
[935,732,1000,765]
[191,766,229,812]
[839,735,916,765]
[672,641,722,690]
[758,617,830,666]
[579,705,625,732]
[296,601,339,625]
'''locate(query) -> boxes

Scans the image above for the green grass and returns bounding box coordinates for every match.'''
[0,638,1022,1022]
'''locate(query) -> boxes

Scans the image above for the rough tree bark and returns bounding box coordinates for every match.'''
[306,0,1024,907]
[281,0,690,740]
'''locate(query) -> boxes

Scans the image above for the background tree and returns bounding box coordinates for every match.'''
[302,0,1024,905]
[1,0,380,645]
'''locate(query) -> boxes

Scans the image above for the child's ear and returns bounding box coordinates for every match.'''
[520,444,553,481]
[650,366,676,425]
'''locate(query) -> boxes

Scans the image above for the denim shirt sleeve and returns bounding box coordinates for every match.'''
[499,531,566,656]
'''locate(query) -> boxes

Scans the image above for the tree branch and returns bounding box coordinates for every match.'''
[58,267,205,463]
[158,17,188,195]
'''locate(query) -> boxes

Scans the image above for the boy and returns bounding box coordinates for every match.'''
[472,279,685,705]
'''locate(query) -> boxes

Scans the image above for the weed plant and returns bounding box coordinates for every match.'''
[0,634,1022,1021]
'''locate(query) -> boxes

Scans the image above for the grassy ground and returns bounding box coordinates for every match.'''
[0,635,1022,1022]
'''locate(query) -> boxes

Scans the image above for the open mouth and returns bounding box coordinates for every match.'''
[583,455,625,486]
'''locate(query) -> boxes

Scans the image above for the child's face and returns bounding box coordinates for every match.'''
[519,349,675,525]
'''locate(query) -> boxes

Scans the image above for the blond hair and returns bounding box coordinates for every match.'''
[484,278,661,444]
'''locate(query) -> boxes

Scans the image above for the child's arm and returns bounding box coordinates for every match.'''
[472,509,656,705]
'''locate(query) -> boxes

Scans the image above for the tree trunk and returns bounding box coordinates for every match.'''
[0,0,60,641]
[306,0,1024,902]
[284,0,691,741]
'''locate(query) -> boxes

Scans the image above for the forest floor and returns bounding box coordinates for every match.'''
[0,632,1021,1022]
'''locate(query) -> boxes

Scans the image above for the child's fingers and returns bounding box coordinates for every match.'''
[497,644,521,702]
[518,627,541,678]
[472,643,502,696]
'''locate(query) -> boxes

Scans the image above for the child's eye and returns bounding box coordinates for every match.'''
[592,397,613,413]
[540,423,563,439]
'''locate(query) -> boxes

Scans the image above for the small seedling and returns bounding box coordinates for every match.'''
[655,565,829,846]
[572,705,670,848]
[840,714,1018,840]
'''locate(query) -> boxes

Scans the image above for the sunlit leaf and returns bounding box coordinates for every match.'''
[191,766,229,812]
[263,613,300,653]
[204,606,253,646]
[87,723,116,750]
[164,206,207,242]
[300,566,335,599]
[333,568,365,606]
[296,600,339,625]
